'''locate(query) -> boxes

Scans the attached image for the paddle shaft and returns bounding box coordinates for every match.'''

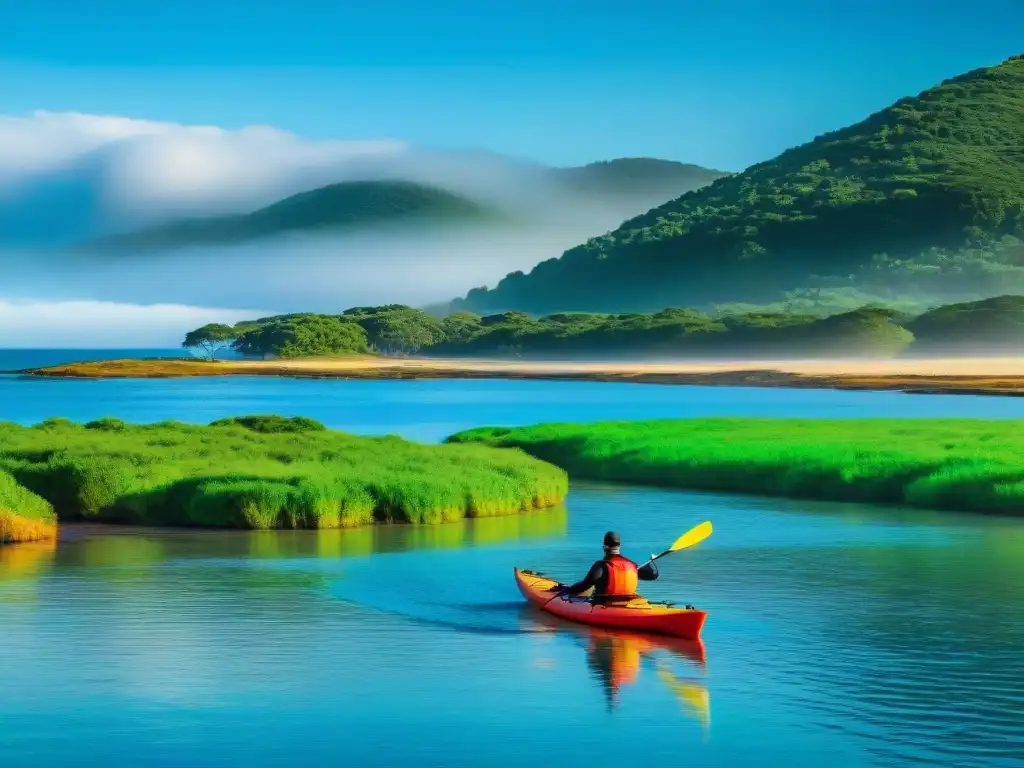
[639,549,674,569]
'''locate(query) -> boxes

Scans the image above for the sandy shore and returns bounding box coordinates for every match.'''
[16,355,1024,396]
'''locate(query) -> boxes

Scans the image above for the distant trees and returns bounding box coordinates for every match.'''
[232,316,368,359]
[440,311,483,344]
[343,305,445,355]
[906,295,1024,355]
[182,323,236,360]
[183,293,1024,362]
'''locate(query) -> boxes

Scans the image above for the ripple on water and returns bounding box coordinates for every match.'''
[2,486,1024,767]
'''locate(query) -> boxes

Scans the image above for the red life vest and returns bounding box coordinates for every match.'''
[601,554,639,597]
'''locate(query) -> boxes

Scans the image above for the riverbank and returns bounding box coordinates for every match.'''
[18,355,1024,396]
[0,416,567,542]
[448,418,1024,516]
[0,470,57,543]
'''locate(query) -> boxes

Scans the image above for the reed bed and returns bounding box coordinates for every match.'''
[0,416,567,533]
[448,418,1024,516]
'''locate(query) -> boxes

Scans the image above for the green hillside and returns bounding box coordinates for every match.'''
[456,55,1024,314]
[549,158,728,199]
[84,180,498,254]
[906,294,1024,354]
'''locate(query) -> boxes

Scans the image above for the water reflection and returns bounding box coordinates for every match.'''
[5,481,1023,767]
[523,610,710,726]
[0,540,57,604]
[54,506,568,569]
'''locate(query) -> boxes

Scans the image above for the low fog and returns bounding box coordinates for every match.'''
[0,110,701,345]
[2,220,599,313]
[0,299,265,348]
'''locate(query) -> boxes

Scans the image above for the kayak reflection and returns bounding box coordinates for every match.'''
[524,610,710,725]
[584,628,709,724]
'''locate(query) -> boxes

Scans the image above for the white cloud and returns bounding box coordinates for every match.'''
[0,110,409,222]
[0,109,673,239]
[0,299,266,348]
[0,110,706,316]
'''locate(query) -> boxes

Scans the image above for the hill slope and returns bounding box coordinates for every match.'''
[905,294,1024,354]
[455,55,1024,314]
[549,158,728,200]
[83,180,499,254]
[78,157,724,255]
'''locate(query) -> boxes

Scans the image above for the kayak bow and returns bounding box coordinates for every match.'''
[514,567,707,640]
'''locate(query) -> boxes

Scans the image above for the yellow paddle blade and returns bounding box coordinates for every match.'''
[656,665,711,728]
[668,521,713,553]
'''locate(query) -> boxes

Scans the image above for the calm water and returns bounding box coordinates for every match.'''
[1,351,1023,767]
[5,348,1024,441]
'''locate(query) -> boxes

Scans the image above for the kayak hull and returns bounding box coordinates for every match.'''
[514,567,707,640]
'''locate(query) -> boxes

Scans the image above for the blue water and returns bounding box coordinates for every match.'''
[4,351,1024,442]
[1,351,1023,767]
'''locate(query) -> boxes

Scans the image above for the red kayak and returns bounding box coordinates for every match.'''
[515,567,707,640]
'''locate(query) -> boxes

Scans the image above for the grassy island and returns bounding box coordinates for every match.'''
[448,418,1024,516]
[0,416,567,539]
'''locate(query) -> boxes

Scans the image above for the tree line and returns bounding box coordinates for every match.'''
[183,295,1024,361]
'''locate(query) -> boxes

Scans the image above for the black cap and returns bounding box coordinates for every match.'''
[603,531,621,548]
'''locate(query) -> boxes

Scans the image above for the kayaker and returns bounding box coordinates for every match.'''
[553,531,658,602]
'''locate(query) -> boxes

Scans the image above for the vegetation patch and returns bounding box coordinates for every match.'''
[906,295,1024,354]
[0,418,567,531]
[208,415,327,433]
[181,294,1024,361]
[0,470,57,543]
[448,418,1024,516]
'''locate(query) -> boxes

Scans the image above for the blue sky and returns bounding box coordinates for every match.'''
[1,0,1022,169]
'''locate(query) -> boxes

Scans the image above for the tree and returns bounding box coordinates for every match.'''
[182,323,236,360]
[362,315,444,355]
[440,311,483,343]
[344,306,445,356]
[232,316,368,359]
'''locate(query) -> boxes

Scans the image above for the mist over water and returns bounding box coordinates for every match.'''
[2,218,592,313]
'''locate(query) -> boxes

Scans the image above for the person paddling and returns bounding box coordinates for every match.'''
[553,531,659,602]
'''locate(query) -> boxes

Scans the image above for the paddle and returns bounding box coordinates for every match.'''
[542,520,713,608]
[639,520,713,569]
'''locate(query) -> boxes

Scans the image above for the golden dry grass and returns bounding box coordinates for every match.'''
[0,509,58,544]
[23,356,1024,395]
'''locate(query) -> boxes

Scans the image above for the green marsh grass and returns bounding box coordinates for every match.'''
[0,416,567,531]
[448,418,1024,516]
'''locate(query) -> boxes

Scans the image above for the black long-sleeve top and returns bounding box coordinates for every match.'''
[565,558,658,597]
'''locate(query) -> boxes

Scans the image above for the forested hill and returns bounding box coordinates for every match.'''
[83,181,498,254]
[79,158,724,255]
[455,55,1024,314]
[548,158,728,200]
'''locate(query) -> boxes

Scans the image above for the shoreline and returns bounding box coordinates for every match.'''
[16,356,1024,397]
[0,510,58,544]
[0,416,568,544]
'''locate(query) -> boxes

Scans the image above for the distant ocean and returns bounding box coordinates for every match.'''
[0,349,184,371]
